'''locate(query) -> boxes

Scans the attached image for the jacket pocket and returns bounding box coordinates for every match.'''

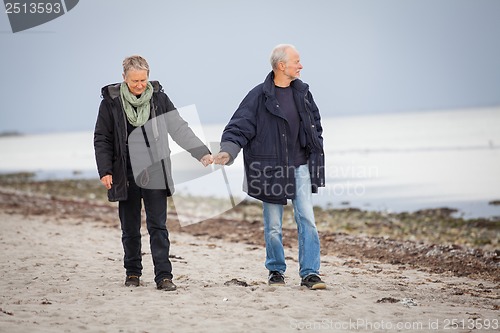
[245,163,291,200]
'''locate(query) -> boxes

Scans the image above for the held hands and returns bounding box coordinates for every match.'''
[200,154,214,167]
[213,152,230,165]
[102,155,215,190]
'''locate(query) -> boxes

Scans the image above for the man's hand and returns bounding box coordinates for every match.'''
[200,154,214,167]
[100,175,113,190]
[214,152,231,165]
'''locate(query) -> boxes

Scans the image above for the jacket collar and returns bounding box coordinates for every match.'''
[262,71,309,98]
[101,80,162,100]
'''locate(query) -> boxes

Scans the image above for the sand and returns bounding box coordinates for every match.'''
[0,212,498,333]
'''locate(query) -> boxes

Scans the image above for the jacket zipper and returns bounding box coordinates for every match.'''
[117,97,129,189]
[282,118,290,197]
[275,101,290,198]
[303,95,323,183]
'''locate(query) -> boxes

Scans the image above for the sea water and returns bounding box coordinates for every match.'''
[1,108,499,219]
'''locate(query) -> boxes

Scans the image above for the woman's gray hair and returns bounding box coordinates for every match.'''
[270,44,297,70]
[122,55,150,76]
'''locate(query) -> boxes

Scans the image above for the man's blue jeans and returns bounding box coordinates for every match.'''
[118,170,172,284]
[262,164,321,278]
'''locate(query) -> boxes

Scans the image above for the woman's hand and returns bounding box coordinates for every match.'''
[200,154,214,167]
[100,175,113,189]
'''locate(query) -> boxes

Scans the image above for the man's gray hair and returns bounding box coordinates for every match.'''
[270,44,297,70]
[123,55,150,76]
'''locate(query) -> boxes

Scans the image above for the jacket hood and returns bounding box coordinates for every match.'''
[262,71,309,97]
[101,80,163,100]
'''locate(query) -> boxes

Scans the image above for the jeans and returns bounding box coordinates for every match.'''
[118,170,172,284]
[262,164,321,278]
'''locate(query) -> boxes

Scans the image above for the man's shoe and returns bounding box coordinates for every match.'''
[301,274,326,290]
[268,271,285,286]
[124,275,140,287]
[157,278,177,291]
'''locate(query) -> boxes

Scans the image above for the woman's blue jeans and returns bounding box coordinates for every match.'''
[262,164,321,278]
[118,170,172,284]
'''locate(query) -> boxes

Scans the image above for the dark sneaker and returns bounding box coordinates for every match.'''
[268,271,285,286]
[157,278,177,291]
[124,275,140,287]
[301,274,326,290]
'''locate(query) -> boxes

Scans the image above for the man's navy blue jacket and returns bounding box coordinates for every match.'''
[221,71,325,204]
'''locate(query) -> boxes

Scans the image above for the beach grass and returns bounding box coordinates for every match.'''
[1,172,498,251]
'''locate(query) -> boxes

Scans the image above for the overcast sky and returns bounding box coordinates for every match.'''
[1,0,499,133]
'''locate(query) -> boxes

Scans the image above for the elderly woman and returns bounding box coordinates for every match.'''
[94,55,213,291]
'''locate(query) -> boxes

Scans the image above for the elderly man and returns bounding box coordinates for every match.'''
[214,44,326,289]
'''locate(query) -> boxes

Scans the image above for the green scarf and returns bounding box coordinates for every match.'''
[120,81,153,126]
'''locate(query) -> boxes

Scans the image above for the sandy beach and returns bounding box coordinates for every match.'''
[0,184,499,333]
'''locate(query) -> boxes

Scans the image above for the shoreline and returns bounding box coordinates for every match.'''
[0,174,498,282]
[2,170,500,220]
